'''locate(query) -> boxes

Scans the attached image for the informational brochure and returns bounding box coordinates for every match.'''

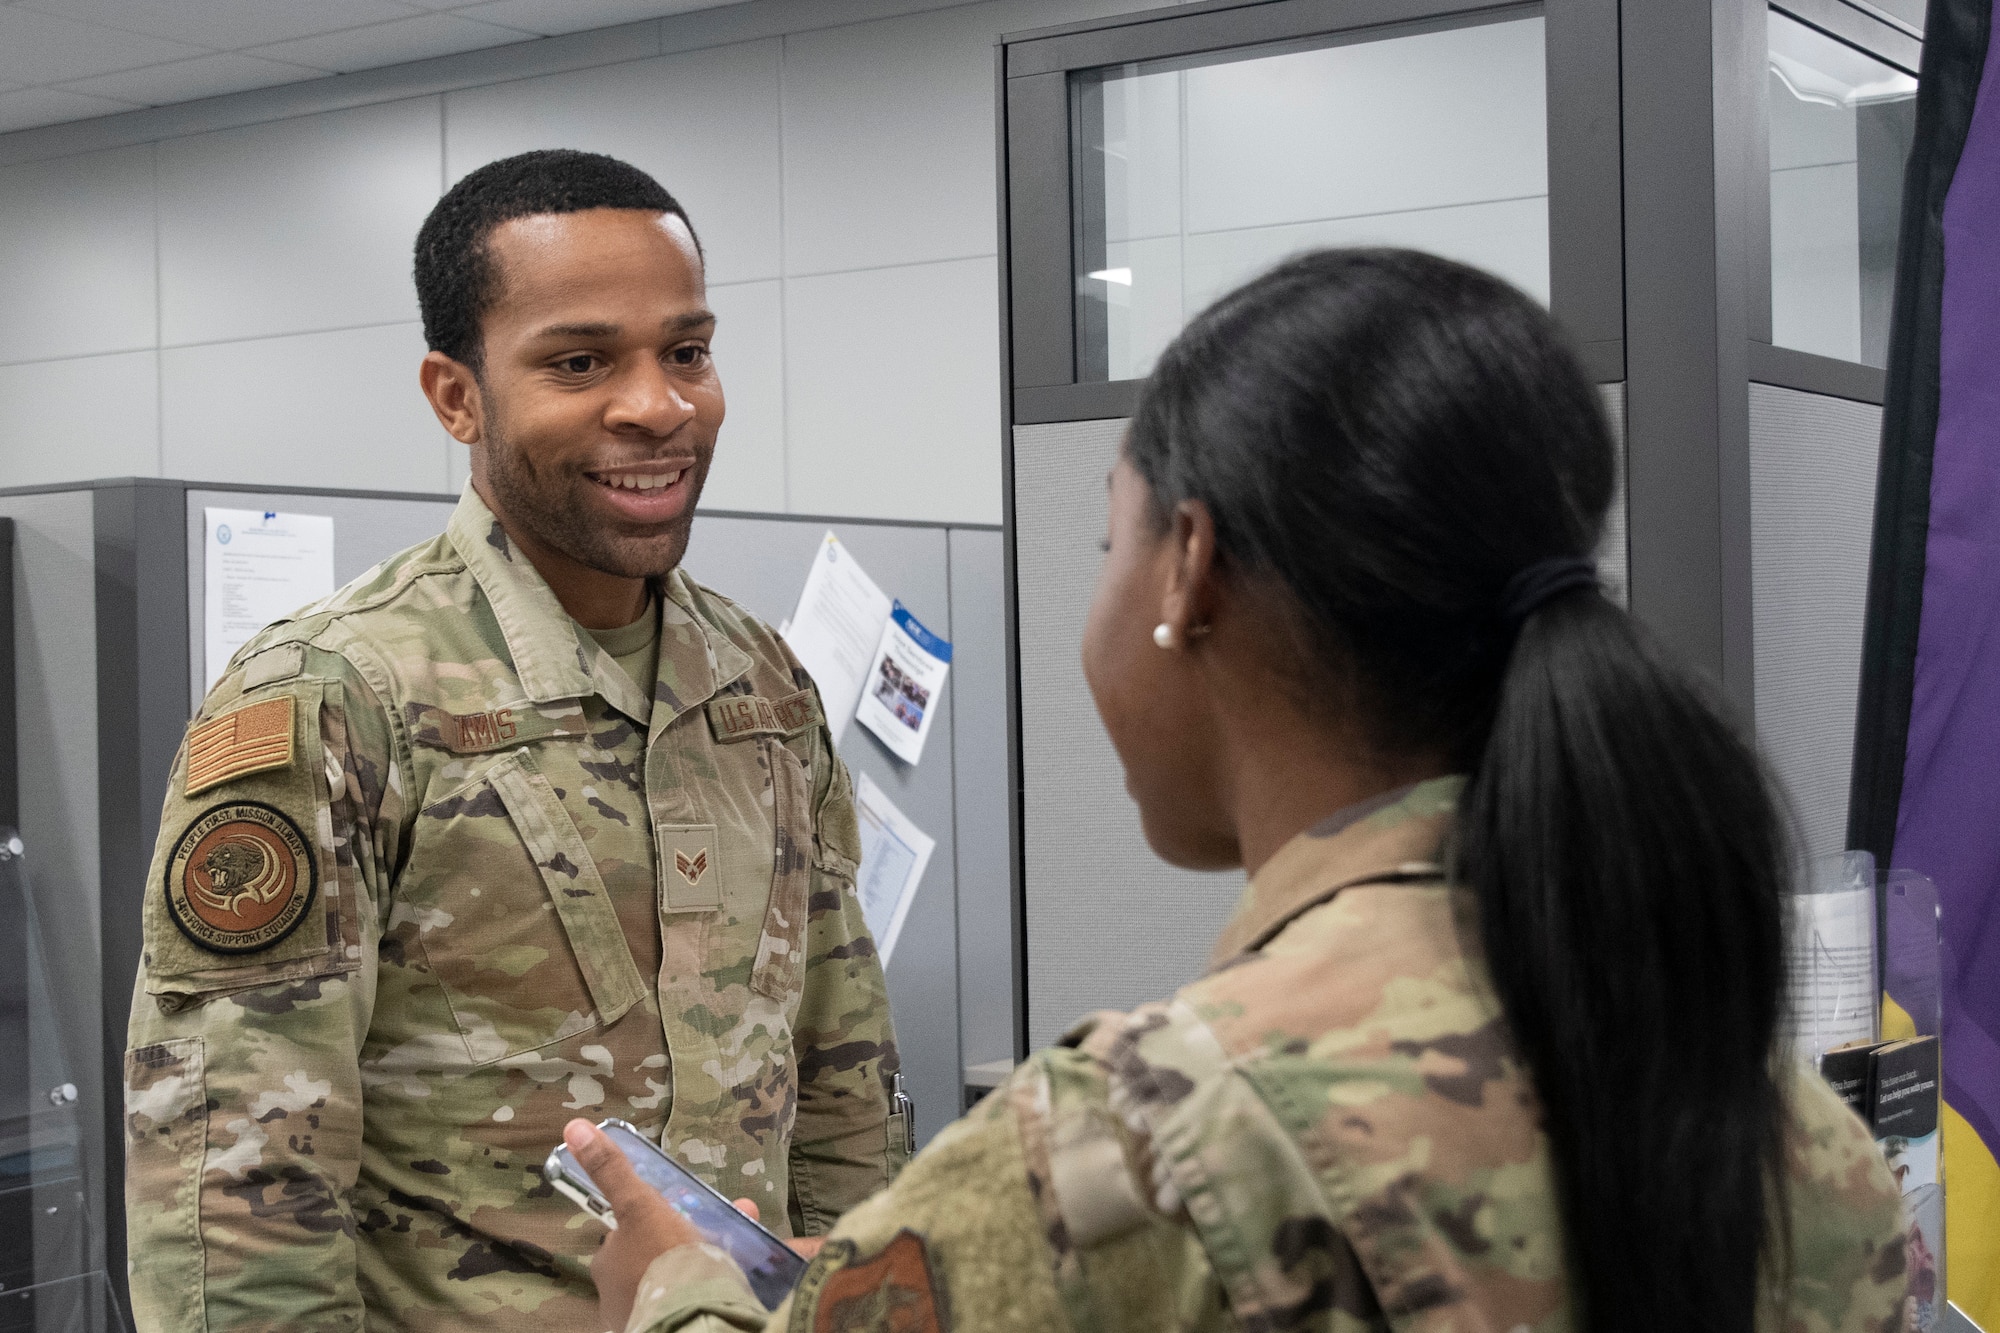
[854,603,952,766]
[853,771,935,964]
[203,508,335,694]
[1782,856,1878,1059]
[781,532,892,743]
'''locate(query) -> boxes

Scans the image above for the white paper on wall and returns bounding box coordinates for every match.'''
[853,771,935,964]
[780,532,893,743]
[203,508,336,694]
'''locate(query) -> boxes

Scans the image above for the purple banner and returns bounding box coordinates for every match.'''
[1895,0,2000,1162]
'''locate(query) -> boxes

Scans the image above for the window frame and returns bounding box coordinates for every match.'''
[1000,0,1625,424]
[1750,0,1923,404]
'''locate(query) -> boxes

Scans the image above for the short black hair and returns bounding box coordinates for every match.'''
[413,148,701,373]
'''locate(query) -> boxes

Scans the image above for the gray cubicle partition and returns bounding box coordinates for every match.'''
[5,476,1009,1319]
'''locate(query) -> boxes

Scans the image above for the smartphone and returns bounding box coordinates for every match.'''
[545,1118,808,1310]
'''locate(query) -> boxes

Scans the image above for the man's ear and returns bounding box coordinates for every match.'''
[420,350,485,445]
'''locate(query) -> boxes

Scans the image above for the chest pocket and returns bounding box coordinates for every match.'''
[401,749,646,1065]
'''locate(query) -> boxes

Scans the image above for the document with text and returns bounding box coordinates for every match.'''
[203,508,335,695]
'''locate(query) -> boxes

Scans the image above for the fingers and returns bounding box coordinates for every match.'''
[564,1119,649,1217]
[787,1237,826,1260]
[731,1197,759,1224]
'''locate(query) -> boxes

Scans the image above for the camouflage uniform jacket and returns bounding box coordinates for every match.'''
[625,777,1909,1333]
[125,486,905,1333]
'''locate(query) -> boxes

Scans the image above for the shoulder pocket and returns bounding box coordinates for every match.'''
[144,682,339,999]
[400,750,646,1065]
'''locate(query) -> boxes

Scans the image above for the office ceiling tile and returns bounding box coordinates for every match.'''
[0,0,764,134]
[244,12,537,73]
[0,84,142,133]
[13,0,426,50]
[61,52,329,105]
[0,6,207,84]
[454,0,744,37]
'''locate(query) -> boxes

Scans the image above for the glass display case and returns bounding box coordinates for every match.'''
[0,832,126,1333]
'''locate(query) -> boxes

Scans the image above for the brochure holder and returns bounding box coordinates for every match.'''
[1881,869,1945,1329]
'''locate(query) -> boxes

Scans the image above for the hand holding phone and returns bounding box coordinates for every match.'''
[549,1119,808,1314]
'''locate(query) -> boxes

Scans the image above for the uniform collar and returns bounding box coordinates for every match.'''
[446,485,750,726]
[1206,775,1465,969]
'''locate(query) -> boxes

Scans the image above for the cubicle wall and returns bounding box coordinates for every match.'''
[5,477,1008,1321]
[998,0,1913,1044]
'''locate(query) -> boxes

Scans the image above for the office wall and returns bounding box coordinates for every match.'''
[0,0,1193,525]
[1749,383,1881,860]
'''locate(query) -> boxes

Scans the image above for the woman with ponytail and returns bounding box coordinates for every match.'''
[575,249,1910,1333]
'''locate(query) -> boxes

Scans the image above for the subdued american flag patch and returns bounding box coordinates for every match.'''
[185,695,295,797]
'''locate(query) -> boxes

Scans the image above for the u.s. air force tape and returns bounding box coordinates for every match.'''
[163,801,317,955]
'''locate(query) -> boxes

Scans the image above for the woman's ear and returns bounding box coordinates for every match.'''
[1159,498,1221,642]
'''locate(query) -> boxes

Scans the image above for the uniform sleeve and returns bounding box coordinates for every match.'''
[785,743,906,1234]
[628,1063,1077,1333]
[626,1046,1236,1333]
[123,638,404,1333]
[1779,1072,1912,1333]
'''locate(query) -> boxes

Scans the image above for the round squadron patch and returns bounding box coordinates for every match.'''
[163,802,317,955]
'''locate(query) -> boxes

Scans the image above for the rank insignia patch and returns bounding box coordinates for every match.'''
[795,1230,948,1333]
[185,695,295,796]
[164,802,317,955]
[674,847,709,886]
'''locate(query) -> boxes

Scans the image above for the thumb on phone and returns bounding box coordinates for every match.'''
[565,1120,651,1218]
[563,1120,703,1332]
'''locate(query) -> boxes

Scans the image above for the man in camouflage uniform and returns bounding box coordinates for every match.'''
[588,778,1910,1332]
[124,150,904,1333]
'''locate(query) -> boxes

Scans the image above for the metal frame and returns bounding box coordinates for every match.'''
[1001,0,1626,426]
[1748,0,1922,404]
[1,516,14,834]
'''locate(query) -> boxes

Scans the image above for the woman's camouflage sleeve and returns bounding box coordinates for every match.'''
[623,1043,1231,1333]
[123,635,402,1333]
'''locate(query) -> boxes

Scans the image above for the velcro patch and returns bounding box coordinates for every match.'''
[793,1230,948,1333]
[656,823,721,913]
[185,696,295,797]
[163,802,317,955]
[407,702,589,753]
[705,689,824,743]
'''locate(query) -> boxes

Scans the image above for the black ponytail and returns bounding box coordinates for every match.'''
[1127,248,1791,1333]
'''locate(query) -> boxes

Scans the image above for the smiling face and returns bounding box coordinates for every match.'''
[435,207,722,596]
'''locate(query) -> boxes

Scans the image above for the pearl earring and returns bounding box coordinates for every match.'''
[1153,623,1176,650]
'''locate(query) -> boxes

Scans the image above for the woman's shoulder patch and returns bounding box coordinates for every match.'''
[792,1229,948,1333]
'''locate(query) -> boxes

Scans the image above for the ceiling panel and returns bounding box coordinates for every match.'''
[16,0,425,49]
[0,5,206,83]
[0,0,759,134]
[60,51,325,105]
[457,0,745,38]
[245,12,536,73]
[0,84,140,132]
